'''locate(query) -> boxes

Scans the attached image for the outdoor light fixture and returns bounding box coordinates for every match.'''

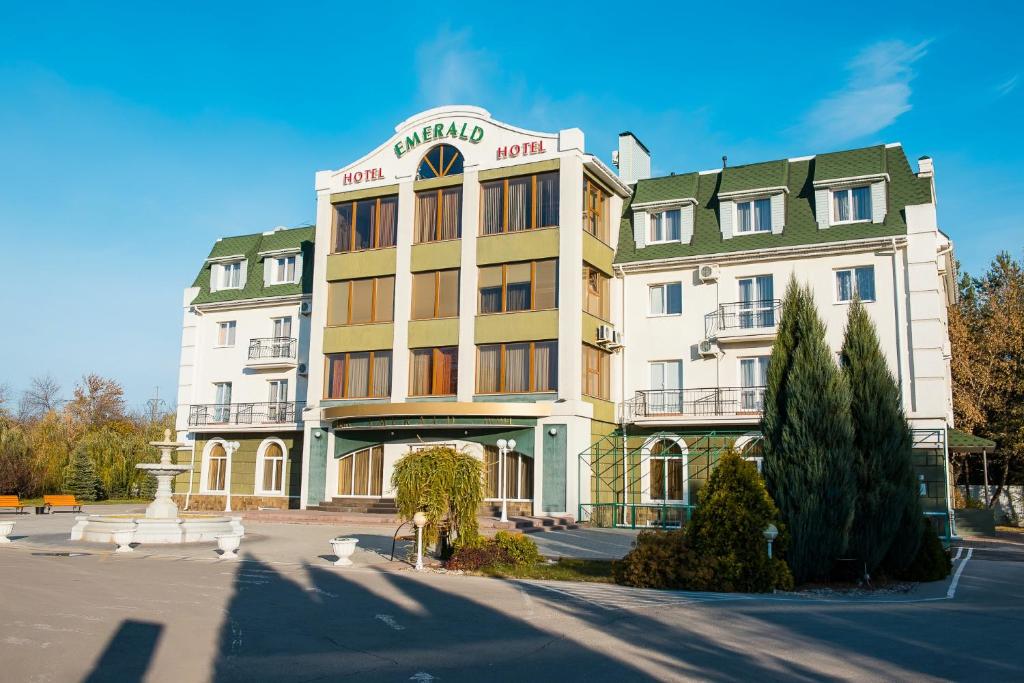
[495,439,516,523]
[548,428,558,436]
[413,511,427,571]
[313,430,322,439]
[763,524,779,559]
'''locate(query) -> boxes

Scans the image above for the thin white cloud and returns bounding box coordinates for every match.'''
[414,26,495,107]
[995,75,1019,97]
[802,40,930,146]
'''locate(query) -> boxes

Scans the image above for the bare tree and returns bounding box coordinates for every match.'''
[0,382,10,414]
[67,374,126,427]
[18,374,63,420]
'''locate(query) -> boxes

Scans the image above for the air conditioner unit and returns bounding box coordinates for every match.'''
[698,338,716,357]
[596,325,614,343]
[611,330,623,347]
[698,264,720,283]
[297,362,308,376]
[299,300,312,316]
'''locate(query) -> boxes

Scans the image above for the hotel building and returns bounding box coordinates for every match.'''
[174,105,959,533]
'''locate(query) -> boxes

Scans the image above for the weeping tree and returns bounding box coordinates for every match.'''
[391,445,484,549]
[762,276,856,583]
[841,298,920,576]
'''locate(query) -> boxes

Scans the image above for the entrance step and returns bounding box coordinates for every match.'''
[308,498,399,514]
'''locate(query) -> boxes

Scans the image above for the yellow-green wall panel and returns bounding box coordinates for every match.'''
[410,241,462,272]
[584,398,616,424]
[330,184,400,204]
[582,312,608,346]
[478,158,560,181]
[477,228,559,265]
[475,310,558,344]
[323,323,395,352]
[408,318,460,348]
[413,175,464,191]
[326,249,397,280]
[583,232,615,275]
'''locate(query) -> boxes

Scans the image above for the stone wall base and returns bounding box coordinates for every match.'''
[172,494,292,511]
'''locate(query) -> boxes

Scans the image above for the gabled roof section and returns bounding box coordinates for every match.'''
[631,172,698,205]
[615,143,934,265]
[190,226,315,305]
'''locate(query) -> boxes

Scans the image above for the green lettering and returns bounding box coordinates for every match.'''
[459,123,468,140]
[422,126,431,142]
[447,122,459,138]
[434,123,444,140]
[405,131,421,150]
[469,126,484,143]
[394,141,404,157]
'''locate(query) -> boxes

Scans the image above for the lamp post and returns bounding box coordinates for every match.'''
[413,511,427,571]
[224,441,240,512]
[763,523,778,559]
[496,438,516,523]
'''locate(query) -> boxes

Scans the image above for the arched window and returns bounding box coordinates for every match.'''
[338,445,384,497]
[204,441,228,493]
[646,437,688,503]
[734,432,764,473]
[257,439,287,495]
[417,144,463,179]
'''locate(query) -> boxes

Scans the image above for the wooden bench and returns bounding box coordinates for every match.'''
[0,495,25,513]
[43,495,83,513]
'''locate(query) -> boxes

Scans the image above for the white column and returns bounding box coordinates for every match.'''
[557,154,584,402]
[391,178,416,401]
[224,440,240,512]
[457,168,481,401]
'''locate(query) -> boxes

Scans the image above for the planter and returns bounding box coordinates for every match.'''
[955,508,996,537]
[112,528,135,553]
[216,534,242,559]
[330,537,359,566]
[0,520,14,544]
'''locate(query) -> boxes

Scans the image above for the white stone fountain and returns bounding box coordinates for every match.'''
[71,430,244,545]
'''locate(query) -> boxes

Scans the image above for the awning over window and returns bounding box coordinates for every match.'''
[947,428,997,453]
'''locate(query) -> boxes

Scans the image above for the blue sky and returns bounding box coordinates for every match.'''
[1,2,1021,409]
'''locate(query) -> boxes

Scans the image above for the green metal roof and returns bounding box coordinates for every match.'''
[615,144,933,264]
[190,226,315,305]
[948,428,997,453]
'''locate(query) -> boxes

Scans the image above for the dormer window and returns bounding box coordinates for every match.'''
[270,255,297,285]
[649,209,682,243]
[219,261,243,290]
[832,186,872,224]
[736,198,772,233]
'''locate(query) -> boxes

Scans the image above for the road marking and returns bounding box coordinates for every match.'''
[953,547,963,561]
[375,614,405,630]
[947,548,973,599]
[409,673,437,681]
[306,587,338,598]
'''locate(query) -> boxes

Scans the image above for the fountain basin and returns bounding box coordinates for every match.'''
[71,514,244,544]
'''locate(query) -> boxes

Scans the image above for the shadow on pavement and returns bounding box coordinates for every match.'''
[82,619,163,683]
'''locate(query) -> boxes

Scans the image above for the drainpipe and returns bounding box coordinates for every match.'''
[184,440,197,510]
[615,264,628,525]
[888,237,906,408]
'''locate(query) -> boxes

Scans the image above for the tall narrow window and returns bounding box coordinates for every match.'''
[332,195,398,252]
[260,441,285,494]
[476,342,557,394]
[327,276,395,325]
[213,382,232,423]
[582,264,610,320]
[477,260,558,314]
[480,172,560,235]
[738,275,775,327]
[415,187,462,243]
[582,345,610,399]
[325,351,392,399]
[411,270,460,319]
[583,176,610,242]
[648,360,682,414]
[409,347,458,396]
[649,439,685,502]
[206,443,227,492]
[740,356,770,411]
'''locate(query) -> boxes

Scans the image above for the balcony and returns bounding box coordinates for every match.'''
[622,387,764,425]
[246,337,298,369]
[188,401,304,428]
[704,300,781,343]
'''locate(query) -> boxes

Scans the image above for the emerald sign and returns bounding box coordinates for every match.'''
[394,121,483,158]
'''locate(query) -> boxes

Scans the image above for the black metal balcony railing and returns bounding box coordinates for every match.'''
[704,300,781,337]
[622,387,765,421]
[188,401,303,426]
[248,337,297,360]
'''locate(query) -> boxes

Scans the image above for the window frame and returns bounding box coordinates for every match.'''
[734,196,773,234]
[217,261,243,290]
[331,194,399,253]
[641,436,689,505]
[479,171,560,235]
[830,185,873,225]
[738,356,770,413]
[582,175,611,244]
[201,439,229,494]
[834,265,876,303]
[582,264,610,321]
[216,321,237,347]
[581,344,611,400]
[477,259,558,315]
[648,208,683,244]
[327,275,395,326]
[255,437,287,496]
[414,186,463,244]
[475,341,558,395]
[483,444,534,501]
[409,346,459,397]
[336,445,385,497]
[648,282,683,317]
[269,255,298,285]
[324,350,393,399]
[411,269,460,320]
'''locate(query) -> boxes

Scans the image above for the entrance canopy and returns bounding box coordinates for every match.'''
[947,428,996,453]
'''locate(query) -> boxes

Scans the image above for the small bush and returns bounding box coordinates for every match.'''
[613,530,693,589]
[445,532,541,571]
[893,519,951,582]
[493,531,541,566]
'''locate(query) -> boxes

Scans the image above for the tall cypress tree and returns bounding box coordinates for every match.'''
[763,276,856,583]
[841,298,920,576]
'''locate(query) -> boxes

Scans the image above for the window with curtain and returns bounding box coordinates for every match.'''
[649,439,685,501]
[327,276,394,325]
[736,197,772,233]
[582,264,610,320]
[217,321,236,347]
[476,342,557,394]
[218,261,243,290]
[260,441,285,494]
[832,185,872,223]
[836,266,876,302]
[649,209,682,242]
[737,275,775,328]
[582,344,610,399]
[411,270,459,319]
[415,187,462,243]
[206,443,227,492]
[649,282,682,315]
[483,445,534,500]
[739,356,770,411]
[477,260,558,314]
[409,347,458,396]
[480,172,559,235]
[337,445,384,496]
[332,195,398,253]
[324,351,392,399]
[270,255,297,284]
[583,176,610,242]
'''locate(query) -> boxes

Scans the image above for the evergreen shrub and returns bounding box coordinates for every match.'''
[890,519,951,582]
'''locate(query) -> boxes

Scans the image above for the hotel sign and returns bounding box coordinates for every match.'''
[393,121,484,158]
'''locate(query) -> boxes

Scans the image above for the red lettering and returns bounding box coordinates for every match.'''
[537,140,545,153]
[510,144,520,157]
[354,171,363,183]
[496,146,507,160]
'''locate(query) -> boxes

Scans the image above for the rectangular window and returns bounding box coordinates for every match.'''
[216,321,236,347]
[411,270,460,320]
[583,176,610,243]
[480,171,559,235]
[213,382,232,423]
[649,282,682,315]
[648,360,683,414]
[582,344,610,400]
[332,195,398,253]
[583,264,610,320]
[272,316,292,339]
[836,266,876,302]
[415,187,462,243]
[738,275,775,328]
[833,186,872,223]
[476,341,558,394]
[325,351,392,399]
[736,198,772,233]
[220,261,243,290]
[270,255,297,284]
[409,347,459,396]
[740,356,770,411]
[326,276,395,325]
[478,260,558,314]
[483,445,533,500]
[649,209,682,243]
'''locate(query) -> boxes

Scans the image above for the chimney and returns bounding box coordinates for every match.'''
[917,155,937,205]
[617,131,651,186]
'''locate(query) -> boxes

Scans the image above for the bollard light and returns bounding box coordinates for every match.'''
[763,523,779,559]
[413,511,427,571]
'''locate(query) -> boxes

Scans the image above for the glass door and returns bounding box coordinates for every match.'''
[738,276,774,328]
[267,380,288,421]
[740,357,769,411]
[213,382,232,423]
[649,361,682,414]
